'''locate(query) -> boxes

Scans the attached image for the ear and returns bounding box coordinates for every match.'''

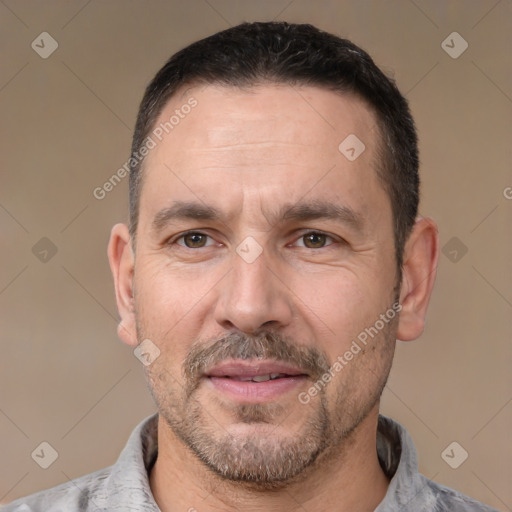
[108,223,138,347]
[397,217,439,341]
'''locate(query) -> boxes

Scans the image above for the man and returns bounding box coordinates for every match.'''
[3,21,498,512]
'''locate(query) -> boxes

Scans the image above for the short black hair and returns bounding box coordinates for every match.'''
[129,21,419,272]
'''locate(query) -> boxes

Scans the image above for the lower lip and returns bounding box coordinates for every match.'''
[207,376,308,403]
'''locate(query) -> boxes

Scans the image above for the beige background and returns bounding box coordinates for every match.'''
[1,0,510,509]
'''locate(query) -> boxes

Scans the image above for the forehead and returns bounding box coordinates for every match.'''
[138,83,387,228]
[153,83,378,161]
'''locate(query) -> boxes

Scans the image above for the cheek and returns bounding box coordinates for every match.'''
[290,271,390,358]
[134,251,193,340]
[136,257,217,316]
[133,258,220,356]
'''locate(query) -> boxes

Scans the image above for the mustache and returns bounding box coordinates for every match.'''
[183,331,331,384]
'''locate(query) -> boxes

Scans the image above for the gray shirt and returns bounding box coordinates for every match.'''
[2,414,498,512]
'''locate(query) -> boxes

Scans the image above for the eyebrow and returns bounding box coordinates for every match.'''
[151,199,364,233]
[152,201,223,232]
[278,200,363,231]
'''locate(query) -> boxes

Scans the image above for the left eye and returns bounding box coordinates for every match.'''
[294,232,334,249]
[176,232,215,248]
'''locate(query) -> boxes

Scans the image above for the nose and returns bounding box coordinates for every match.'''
[213,246,293,335]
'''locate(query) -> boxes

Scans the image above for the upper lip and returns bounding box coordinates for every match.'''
[205,360,308,379]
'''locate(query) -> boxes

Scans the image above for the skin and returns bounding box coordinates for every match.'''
[108,84,439,512]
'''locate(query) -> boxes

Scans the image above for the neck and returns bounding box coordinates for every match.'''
[149,406,389,512]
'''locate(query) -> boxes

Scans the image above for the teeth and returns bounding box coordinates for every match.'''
[252,373,285,382]
[252,374,271,382]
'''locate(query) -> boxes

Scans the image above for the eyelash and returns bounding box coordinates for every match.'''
[170,230,340,249]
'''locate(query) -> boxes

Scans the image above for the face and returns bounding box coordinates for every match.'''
[128,84,400,486]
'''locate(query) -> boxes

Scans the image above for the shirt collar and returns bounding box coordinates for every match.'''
[375,415,437,511]
[99,413,160,511]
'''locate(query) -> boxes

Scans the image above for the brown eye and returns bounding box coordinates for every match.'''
[179,232,211,248]
[301,232,330,248]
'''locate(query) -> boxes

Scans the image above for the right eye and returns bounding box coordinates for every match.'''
[175,232,216,248]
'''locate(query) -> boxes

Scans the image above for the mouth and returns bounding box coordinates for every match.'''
[204,360,309,403]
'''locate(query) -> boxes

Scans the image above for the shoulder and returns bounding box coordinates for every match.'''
[1,414,159,512]
[1,466,112,512]
[376,415,499,512]
[419,474,500,512]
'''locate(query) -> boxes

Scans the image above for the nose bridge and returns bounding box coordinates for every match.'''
[214,242,292,334]
[233,246,271,302]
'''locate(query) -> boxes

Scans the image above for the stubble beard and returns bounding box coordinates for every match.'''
[139,315,397,489]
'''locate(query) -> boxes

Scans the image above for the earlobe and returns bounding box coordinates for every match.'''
[108,223,138,347]
[396,217,439,342]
